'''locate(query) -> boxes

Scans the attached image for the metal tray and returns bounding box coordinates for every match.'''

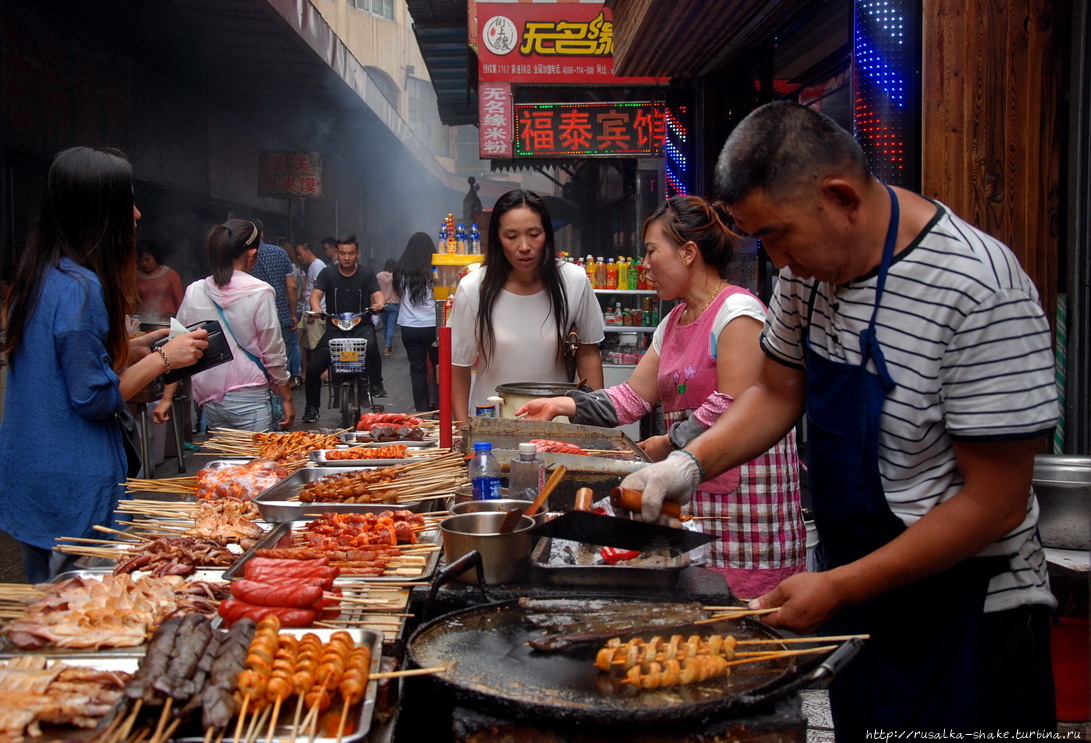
[254,466,434,522]
[0,654,138,742]
[308,448,434,466]
[175,628,382,742]
[70,532,249,570]
[529,537,688,589]
[222,520,442,583]
[0,570,225,657]
[340,432,438,447]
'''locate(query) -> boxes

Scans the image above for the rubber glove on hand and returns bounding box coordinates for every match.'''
[618,450,701,526]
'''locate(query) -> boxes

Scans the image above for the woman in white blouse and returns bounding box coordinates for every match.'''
[446,189,604,424]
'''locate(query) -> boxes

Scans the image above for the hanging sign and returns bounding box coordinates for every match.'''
[479,82,513,158]
[476,3,661,85]
[514,101,664,157]
[258,151,322,198]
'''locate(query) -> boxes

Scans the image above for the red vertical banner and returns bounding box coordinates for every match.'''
[478,82,513,159]
[438,326,453,449]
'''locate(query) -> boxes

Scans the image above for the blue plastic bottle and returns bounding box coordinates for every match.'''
[469,442,502,500]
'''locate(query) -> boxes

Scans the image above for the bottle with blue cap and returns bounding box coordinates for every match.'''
[469,442,502,500]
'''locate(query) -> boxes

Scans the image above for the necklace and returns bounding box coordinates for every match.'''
[676,281,726,395]
[682,281,725,323]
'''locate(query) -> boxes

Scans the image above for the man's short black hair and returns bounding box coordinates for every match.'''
[337,234,358,247]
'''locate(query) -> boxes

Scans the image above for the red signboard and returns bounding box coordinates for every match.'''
[514,101,664,157]
[258,151,322,198]
[476,3,661,85]
[478,82,513,158]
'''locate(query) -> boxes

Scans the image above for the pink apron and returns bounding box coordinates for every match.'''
[657,287,807,598]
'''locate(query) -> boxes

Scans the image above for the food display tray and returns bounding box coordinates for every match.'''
[70,532,249,571]
[308,449,434,466]
[222,520,442,583]
[0,569,227,657]
[339,432,438,447]
[254,466,435,522]
[176,628,382,743]
[529,537,689,589]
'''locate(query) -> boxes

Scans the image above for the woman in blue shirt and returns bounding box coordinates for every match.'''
[0,146,207,584]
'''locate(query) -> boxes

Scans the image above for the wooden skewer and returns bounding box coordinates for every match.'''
[92,524,151,541]
[368,666,446,680]
[150,697,173,743]
[693,607,780,624]
[735,633,870,645]
[232,693,250,743]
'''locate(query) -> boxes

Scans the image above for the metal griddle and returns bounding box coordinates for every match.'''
[407,597,862,726]
[533,510,716,554]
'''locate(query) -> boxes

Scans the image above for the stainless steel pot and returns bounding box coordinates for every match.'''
[1033,454,1091,550]
[450,498,546,527]
[440,512,535,584]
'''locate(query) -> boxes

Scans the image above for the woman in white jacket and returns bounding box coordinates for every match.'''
[155,219,295,432]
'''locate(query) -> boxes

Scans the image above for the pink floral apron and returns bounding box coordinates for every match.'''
[657,286,807,598]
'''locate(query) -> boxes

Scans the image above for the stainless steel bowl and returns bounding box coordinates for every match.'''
[440,511,535,585]
[449,498,546,527]
[1033,455,1091,550]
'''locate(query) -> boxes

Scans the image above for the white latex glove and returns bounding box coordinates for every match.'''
[618,450,701,526]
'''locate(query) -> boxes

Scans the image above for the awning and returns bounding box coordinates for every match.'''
[609,0,801,78]
[406,0,478,126]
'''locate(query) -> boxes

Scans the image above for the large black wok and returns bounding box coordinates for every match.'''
[407,596,862,727]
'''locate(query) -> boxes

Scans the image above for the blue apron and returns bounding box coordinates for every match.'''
[805,185,1004,736]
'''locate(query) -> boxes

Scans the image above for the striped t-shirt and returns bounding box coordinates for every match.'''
[760,201,1058,612]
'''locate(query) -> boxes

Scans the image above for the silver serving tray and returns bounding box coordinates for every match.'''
[176,628,382,743]
[255,466,434,522]
[308,448,434,466]
[222,520,442,583]
[0,570,226,657]
[529,536,689,589]
[339,432,438,447]
[70,533,248,570]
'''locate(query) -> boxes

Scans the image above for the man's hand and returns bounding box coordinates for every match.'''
[618,450,700,525]
[747,571,848,635]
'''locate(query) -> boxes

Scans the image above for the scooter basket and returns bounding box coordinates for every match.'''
[329,337,368,374]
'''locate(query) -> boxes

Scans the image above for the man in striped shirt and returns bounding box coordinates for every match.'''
[621,102,1058,736]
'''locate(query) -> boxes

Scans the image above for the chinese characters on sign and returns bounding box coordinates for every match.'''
[258,151,322,198]
[476,3,661,85]
[514,102,664,158]
[478,83,513,159]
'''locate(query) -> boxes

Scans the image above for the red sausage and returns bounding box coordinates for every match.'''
[317,586,342,621]
[231,580,324,608]
[218,599,317,628]
[245,556,330,570]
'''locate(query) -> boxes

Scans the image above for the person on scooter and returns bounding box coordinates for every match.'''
[301,234,384,423]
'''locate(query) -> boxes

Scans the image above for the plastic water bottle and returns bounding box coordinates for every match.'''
[509,442,545,503]
[470,224,481,254]
[469,442,502,500]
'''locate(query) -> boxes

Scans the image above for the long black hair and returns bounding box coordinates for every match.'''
[206,219,261,287]
[476,189,568,366]
[393,232,435,307]
[641,195,738,280]
[3,146,137,369]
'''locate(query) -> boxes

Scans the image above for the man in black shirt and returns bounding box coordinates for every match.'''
[301,234,385,423]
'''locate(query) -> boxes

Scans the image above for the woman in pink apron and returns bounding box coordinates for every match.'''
[519,195,805,598]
